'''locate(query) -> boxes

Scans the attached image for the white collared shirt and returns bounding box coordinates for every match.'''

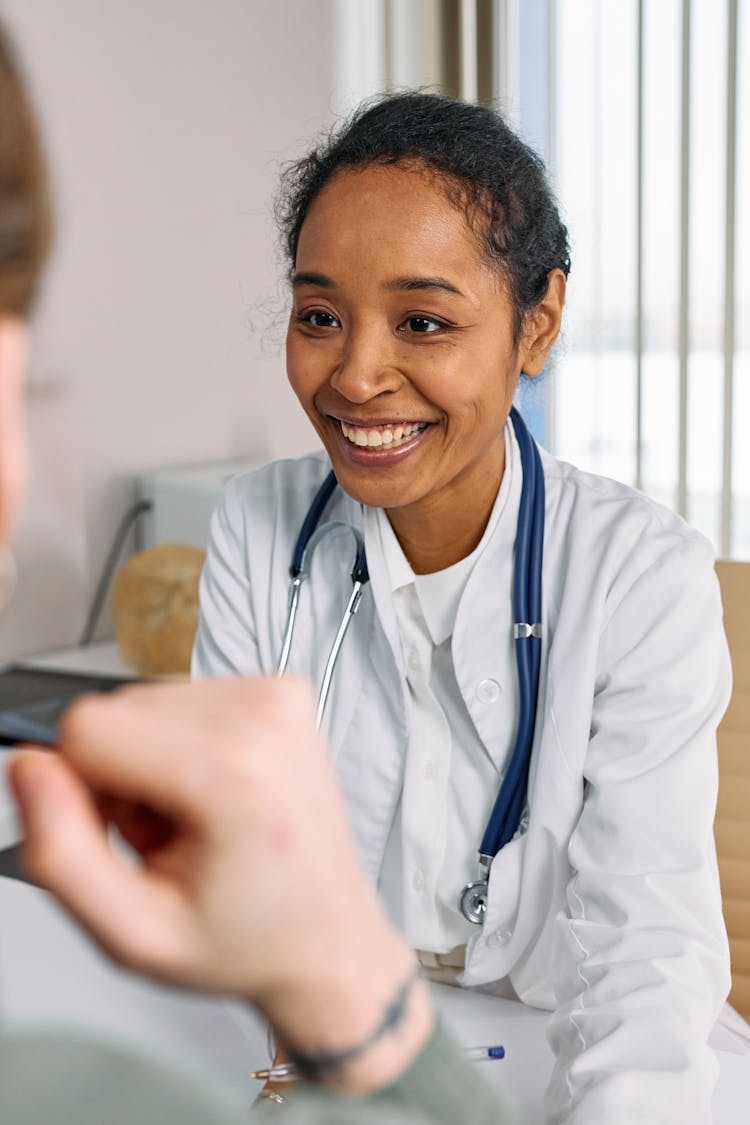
[376,429,520,951]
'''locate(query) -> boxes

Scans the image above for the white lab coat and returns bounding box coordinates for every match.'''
[192,435,731,1125]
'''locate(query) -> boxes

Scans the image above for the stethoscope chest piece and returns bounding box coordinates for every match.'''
[459,879,489,925]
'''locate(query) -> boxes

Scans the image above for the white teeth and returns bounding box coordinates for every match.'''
[340,421,427,450]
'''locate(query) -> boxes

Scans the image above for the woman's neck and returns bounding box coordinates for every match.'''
[386,448,505,575]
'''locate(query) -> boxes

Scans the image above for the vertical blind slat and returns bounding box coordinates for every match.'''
[722,0,739,558]
[636,0,645,492]
[460,0,479,102]
[677,0,692,518]
[545,0,558,452]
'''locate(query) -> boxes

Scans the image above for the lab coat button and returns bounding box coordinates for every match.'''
[408,648,421,673]
[487,928,512,948]
[422,759,437,780]
[477,678,501,704]
[412,869,426,893]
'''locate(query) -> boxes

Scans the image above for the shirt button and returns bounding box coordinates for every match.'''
[407,647,421,673]
[412,868,426,893]
[487,928,512,948]
[476,678,501,705]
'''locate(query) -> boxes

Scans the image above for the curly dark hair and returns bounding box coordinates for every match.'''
[276,91,570,342]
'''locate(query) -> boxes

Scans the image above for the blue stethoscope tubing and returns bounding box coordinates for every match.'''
[491,404,544,854]
[458,405,544,924]
[277,406,544,926]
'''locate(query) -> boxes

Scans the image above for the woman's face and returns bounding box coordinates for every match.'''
[286,163,555,537]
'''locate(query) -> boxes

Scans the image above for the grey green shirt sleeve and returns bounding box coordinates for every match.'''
[0,1022,511,1125]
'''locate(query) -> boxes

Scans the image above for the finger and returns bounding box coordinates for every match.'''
[10,749,172,855]
[55,683,217,815]
[9,750,190,976]
[57,676,319,813]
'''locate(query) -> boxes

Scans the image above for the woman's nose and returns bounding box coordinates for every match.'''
[328,331,403,403]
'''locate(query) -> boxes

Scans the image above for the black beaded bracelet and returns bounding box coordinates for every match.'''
[286,963,422,1082]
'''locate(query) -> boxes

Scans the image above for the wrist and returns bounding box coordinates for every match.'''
[257,921,434,1093]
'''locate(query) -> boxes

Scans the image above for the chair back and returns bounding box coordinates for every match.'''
[715,560,750,1019]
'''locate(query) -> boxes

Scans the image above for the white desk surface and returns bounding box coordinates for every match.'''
[1,877,749,1124]
[0,642,132,850]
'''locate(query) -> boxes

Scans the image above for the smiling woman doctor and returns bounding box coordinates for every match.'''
[192,93,732,1125]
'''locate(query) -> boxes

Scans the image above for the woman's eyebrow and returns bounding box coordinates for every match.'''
[291,272,466,297]
[384,275,464,296]
[292,271,335,288]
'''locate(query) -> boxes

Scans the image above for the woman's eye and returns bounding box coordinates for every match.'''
[299,310,340,329]
[403,315,442,334]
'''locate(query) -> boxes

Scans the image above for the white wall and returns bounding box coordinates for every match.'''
[0,0,342,659]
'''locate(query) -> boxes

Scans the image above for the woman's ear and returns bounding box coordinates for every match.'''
[519,269,566,377]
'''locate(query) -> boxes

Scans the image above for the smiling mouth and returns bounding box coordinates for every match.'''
[339,420,429,450]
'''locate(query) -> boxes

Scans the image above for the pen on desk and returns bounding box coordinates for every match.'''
[249,1044,505,1082]
[462,1044,505,1061]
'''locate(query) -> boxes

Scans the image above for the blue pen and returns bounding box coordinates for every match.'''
[463,1044,506,1061]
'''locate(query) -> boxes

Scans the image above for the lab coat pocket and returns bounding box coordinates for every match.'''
[463,835,527,985]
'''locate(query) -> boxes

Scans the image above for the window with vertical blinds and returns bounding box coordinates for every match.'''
[554,0,748,560]
[336,0,749,558]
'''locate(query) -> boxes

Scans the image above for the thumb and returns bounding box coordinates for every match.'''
[9,750,103,884]
[9,751,188,974]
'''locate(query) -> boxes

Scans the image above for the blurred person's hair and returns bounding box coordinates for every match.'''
[0,21,51,317]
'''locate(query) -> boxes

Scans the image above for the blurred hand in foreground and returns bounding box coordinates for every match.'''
[9,677,431,1092]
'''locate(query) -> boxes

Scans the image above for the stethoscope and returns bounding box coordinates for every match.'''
[277,406,544,926]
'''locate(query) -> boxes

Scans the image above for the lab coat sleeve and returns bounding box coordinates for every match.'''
[545,534,731,1125]
[192,477,263,679]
